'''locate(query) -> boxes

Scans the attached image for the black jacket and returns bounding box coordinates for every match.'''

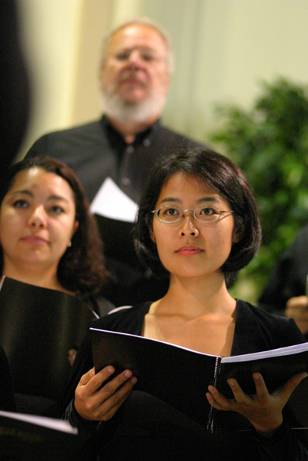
[26,117,206,305]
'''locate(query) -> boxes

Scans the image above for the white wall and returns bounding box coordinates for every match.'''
[197,0,308,133]
[141,0,308,139]
[18,0,83,154]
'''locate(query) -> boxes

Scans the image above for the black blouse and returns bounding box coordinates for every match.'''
[63,300,308,461]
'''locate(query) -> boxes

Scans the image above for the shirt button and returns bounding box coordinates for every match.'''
[143,138,151,147]
[126,145,134,154]
[122,177,131,186]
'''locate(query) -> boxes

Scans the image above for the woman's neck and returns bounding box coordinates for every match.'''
[145,274,237,356]
[152,273,236,319]
[2,263,63,292]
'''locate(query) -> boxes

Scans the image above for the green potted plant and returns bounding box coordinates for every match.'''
[210,78,308,301]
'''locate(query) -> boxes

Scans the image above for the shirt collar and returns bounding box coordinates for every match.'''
[100,114,160,148]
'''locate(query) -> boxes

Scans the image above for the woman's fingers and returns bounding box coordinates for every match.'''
[206,374,271,413]
[75,366,137,420]
[206,384,235,411]
[100,377,137,420]
[78,366,110,389]
[226,377,252,403]
[78,366,115,392]
[206,371,308,433]
[277,372,308,404]
[252,372,270,402]
[78,367,96,385]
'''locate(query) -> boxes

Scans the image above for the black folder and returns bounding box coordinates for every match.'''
[0,410,81,461]
[0,277,95,405]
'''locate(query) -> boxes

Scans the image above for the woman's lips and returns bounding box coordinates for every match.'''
[20,236,48,245]
[175,247,204,256]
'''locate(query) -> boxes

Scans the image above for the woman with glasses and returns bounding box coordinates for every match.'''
[64,148,307,460]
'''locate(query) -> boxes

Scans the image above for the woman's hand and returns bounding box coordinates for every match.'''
[285,296,308,334]
[74,366,137,422]
[206,371,307,433]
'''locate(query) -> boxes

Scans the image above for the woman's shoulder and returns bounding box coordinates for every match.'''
[237,298,287,321]
[236,299,305,346]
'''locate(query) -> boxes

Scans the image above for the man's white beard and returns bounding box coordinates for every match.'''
[101,90,167,124]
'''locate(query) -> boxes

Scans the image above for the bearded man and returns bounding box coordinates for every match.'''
[26,18,205,305]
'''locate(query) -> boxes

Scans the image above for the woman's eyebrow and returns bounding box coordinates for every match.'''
[46,195,70,203]
[159,195,222,205]
[159,197,181,204]
[8,189,33,197]
[8,190,70,203]
[196,196,221,204]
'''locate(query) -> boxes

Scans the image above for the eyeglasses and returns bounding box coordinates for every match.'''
[151,206,234,225]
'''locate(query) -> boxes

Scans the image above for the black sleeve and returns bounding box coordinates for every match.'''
[253,420,308,461]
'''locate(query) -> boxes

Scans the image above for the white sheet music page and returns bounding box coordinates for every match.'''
[90,177,138,223]
[0,410,78,434]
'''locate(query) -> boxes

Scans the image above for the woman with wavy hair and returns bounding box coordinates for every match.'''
[0,156,112,415]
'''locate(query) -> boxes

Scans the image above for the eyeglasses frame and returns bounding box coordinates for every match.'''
[151,207,234,225]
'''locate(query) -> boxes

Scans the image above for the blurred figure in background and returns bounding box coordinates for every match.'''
[0,0,31,412]
[26,17,206,306]
[0,0,30,183]
[259,224,308,338]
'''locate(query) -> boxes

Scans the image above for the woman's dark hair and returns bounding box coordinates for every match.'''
[134,148,262,286]
[0,156,108,295]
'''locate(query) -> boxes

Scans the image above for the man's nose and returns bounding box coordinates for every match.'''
[127,50,143,67]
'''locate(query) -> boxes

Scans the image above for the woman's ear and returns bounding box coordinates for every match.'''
[68,221,79,249]
[74,220,79,232]
[71,220,79,239]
